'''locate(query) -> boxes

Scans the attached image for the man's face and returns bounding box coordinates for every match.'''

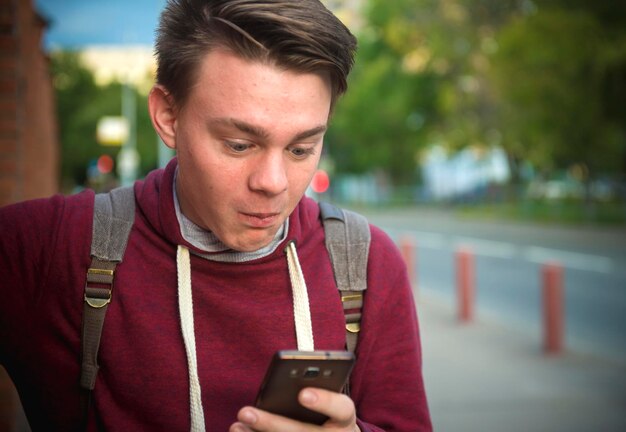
[169,49,331,252]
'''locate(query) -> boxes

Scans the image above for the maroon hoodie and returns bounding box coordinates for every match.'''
[0,158,431,431]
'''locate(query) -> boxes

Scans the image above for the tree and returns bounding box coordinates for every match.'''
[50,51,158,190]
[328,0,524,186]
[491,5,626,179]
[329,0,440,186]
[331,0,626,190]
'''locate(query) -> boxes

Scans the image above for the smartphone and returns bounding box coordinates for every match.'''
[254,350,356,425]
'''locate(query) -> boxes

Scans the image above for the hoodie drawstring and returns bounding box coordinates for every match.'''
[177,245,206,432]
[176,241,313,431]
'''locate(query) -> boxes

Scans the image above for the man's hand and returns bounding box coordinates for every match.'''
[228,388,360,432]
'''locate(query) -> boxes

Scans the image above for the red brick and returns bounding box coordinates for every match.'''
[0,176,16,198]
[0,118,16,135]
[0,35,16,54]
[0,6,15,30]
[0,56,16,75]
[0,78,16,94]
[0,156,17,174]
[0,137,15,153]
[0,0,57,206]
[0,97,16,114]
[0,194,17,208]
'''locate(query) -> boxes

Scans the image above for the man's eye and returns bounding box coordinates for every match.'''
[226,142,250,153]
[290,147,315,158]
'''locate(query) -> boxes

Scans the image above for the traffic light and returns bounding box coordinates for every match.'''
[97,154,114,174]
[311,169,330,194]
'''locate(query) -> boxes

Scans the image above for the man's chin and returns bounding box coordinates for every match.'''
[228,232,277,253]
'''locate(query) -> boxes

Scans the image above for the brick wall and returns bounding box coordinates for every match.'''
[0,0,58,207]
[1,1,57,429]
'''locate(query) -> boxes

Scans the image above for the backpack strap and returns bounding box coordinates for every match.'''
[81,186,135,391]
[79,193,366,410]
[319,202,371,354]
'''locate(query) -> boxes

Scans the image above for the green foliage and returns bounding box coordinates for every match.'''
[51,51,158,190]
[491,7,626,176]
[51,0,626,192]
[330,0,626,188]
[329,0,521,185]
[329,0,440,185]
[457,200,626,226]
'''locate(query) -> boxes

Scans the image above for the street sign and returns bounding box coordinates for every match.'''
[96,116,129,146]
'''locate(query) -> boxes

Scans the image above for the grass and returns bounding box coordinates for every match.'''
[455,200,626,226]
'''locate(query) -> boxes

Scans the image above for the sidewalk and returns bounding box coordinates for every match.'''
[417,293,626,432]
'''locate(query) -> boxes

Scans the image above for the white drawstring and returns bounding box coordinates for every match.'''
[176,241,314,431]
[285,241,315,351]
[177,245,206,432]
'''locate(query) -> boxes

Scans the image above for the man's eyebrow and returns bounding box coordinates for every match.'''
[211,117,269,138]
[211,118,326,142]
[293,125,327,142]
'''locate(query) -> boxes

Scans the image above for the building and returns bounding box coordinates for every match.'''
[0,0,58,207]
[1,1,56,429]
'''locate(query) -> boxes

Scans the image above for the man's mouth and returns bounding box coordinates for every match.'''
[239,212,281,228]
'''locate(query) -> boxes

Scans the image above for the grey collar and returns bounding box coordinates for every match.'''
[172,171,288,262]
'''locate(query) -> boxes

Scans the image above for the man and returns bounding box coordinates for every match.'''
[0,1,432,430]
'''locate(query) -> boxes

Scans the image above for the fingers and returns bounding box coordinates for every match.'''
[298,387,356,427]
[230,407,306,432]
[229,407,259,431]
[229,421,254,432]
[229,388,356,432]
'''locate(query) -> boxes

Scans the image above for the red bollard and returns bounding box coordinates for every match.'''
[400,236,417,292]
[542,262,564,355]
[456,248,475,323]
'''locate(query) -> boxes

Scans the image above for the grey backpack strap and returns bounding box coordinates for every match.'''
[319,202,371,354]
[81,186,135,391]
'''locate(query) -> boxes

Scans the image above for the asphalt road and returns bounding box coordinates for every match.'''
[352,206,626,365]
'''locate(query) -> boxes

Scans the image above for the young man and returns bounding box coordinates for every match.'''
[0,1,432,430]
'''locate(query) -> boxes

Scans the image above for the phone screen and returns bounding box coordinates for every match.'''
[254,350,355,425]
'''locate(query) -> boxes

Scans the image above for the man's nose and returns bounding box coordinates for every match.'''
[249,152,288,196]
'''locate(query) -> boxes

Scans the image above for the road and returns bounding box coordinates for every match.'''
[351,206,626,364]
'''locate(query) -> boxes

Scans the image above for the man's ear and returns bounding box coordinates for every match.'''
[148,84,178,150]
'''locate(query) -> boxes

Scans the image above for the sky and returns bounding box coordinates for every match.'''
[35,0,167,49]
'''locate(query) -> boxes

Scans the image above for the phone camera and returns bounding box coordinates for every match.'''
[303,367,320,378]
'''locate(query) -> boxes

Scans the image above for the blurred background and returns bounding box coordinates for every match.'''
[1,0,625,431]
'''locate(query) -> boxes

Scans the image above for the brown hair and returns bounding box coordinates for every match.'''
[155,0,357,108]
